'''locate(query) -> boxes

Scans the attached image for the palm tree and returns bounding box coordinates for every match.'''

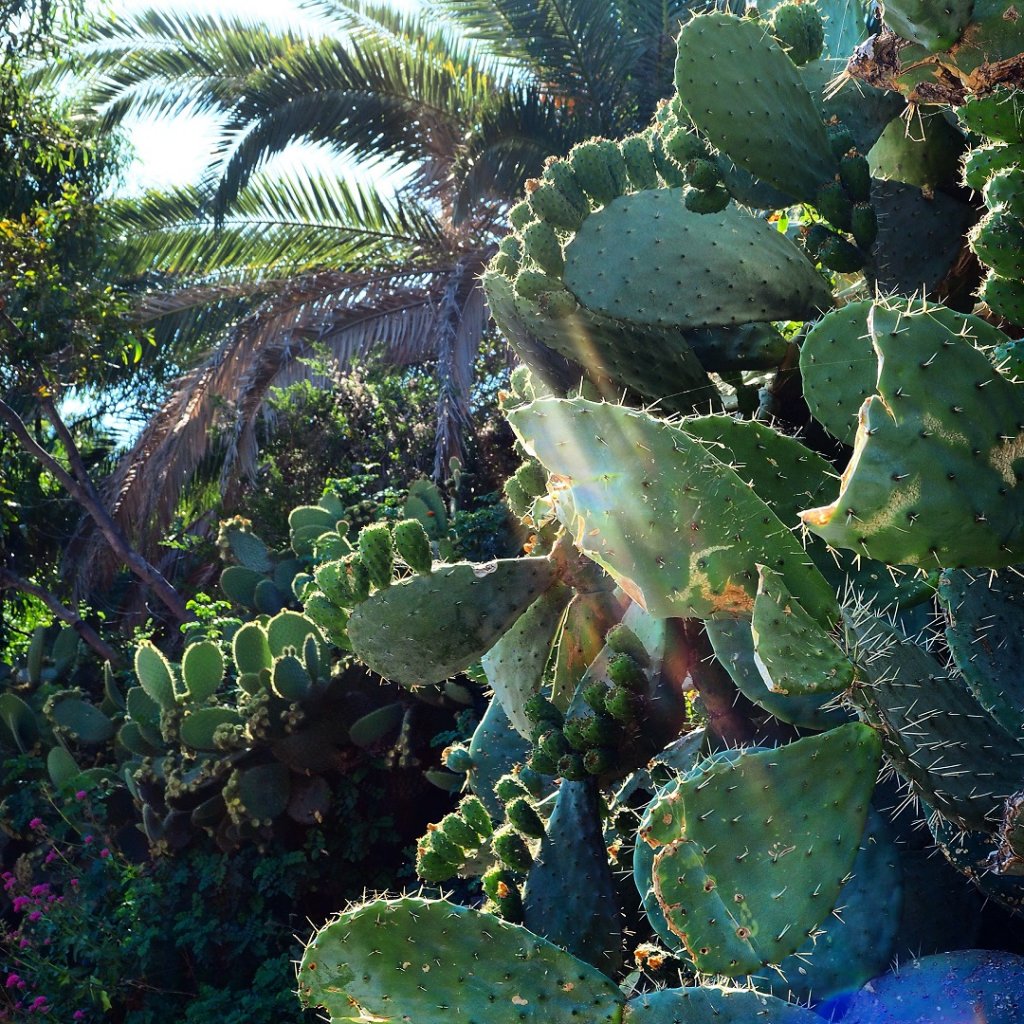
[68,0,719,595]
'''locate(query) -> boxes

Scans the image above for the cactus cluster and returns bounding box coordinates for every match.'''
[298,1,1024,1020]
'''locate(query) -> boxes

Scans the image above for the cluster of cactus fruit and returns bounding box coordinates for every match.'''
[298,0,1024,1020]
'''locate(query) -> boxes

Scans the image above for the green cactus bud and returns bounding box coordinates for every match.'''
[579,713,617,748]
[537,728,570,761]
[569,140,621,206]
[506,796,545,838]
[605,623,648,665]
[620,134,659,191]
[520,219,564,278]
[651,131,687,186]
[439,812,480,850]
[561,716,589,751]
[514,266,562,300]
[357,522,394,591]
[582,746,615,775]
[517,765,546,797]
[525,178,585,231]
[492,234,522,277]
[582,681,609,714]
[684,184,730,214]
[443,744,474,773]
[828,123,857,160]
[815,179,854,231]
[392,518,433,574]
[851,202,878,250]
[982,271,1024,327]
[604,685,642,724]
[839,153,871,203]
[607,653,646,692]
[508,201,533,232]
[541,157,590,216]
[769,1,824,65]
[481,867,525,921]
[820,234,866,273]
[313,560,354,607]
[802,222,834,261]
[494,772,532,803]
[663,127,708,167]
[557,752,588,781]
[528,749,559,776]
[459,795,494,839]
[492,823,533,872]
[686,157,722,191]
[503,474,532,519]
[523,692,562,728]
[415,847,460,883]
[426,824,464,864]
[513,460,547,498]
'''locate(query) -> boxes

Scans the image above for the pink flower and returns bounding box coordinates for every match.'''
[83,835,93,845]
[27,911,41,922]
[43,850,57,865]
[5,974,21,990]
[28,818,43,830]
[30,884,49,898]
[69,878,79,888]
[12,896,30,913]
[73,1013,86,1021]
[28,995,48,1011]
[100,849,110,859]
[74,791,86,801]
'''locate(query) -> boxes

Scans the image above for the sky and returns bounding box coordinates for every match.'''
[92,0,401,193]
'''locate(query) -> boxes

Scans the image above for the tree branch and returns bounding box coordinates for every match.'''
[0,567,122,665]
[0,395,191,622]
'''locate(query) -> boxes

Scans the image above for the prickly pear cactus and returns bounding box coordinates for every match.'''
[300,4,1024,1019]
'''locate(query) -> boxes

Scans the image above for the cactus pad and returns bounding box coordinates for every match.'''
[562,189,831,330]
[508,398,836,622]
[938,569,1024,740]
[299,897,625,1024]
[624,986,821,1023]
[846,611,1023,830]
[751,565,854,696]
[828,950,1024,1024]
[348,557,556,687]
[641,724,881,975]
[802,301,1024,567]
[482,582,572,738]
[675,12,837,203]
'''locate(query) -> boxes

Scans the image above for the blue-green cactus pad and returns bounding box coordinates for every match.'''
[827,950,1024,1024]
[523,778,622,974]
[706,619,848,730]
[938,568,1024,740]
[747,808,903,1004]
[299,896,625,1024]
[846,611,1024,830]
[641,723,881,975]
[508,398,836,623]
[561,190,831,330]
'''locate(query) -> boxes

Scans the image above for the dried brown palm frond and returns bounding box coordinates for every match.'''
[67,254,495,598]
